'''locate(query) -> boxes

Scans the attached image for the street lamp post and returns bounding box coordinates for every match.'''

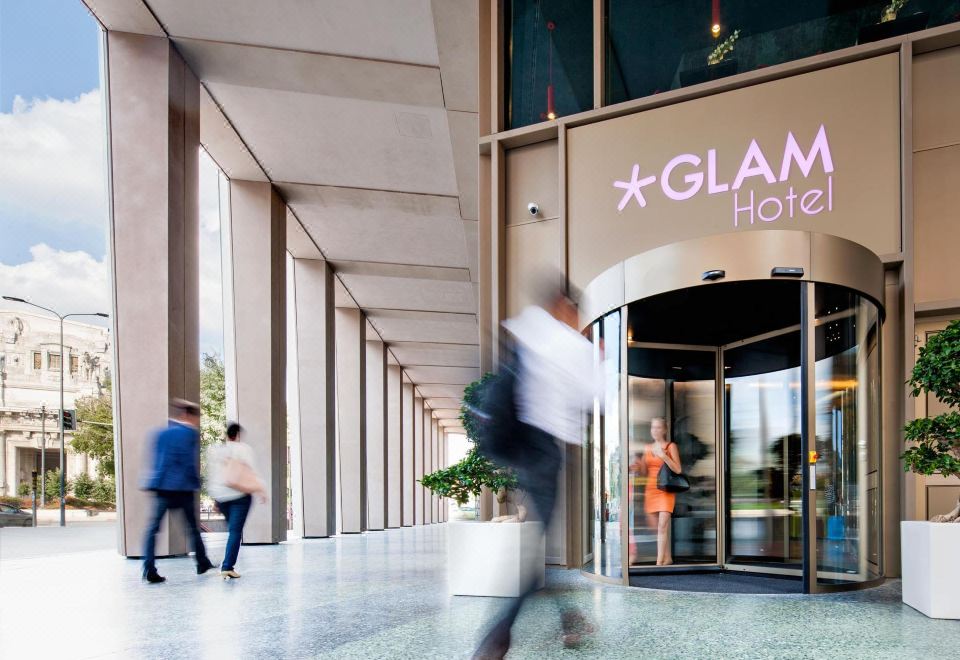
[3,296,109,527]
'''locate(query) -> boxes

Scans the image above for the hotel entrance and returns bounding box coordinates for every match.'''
[582,230,883,593]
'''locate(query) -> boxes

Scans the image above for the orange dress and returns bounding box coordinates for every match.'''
[644,444,676,514]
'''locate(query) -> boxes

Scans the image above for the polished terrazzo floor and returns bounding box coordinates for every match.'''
[1,522,957,659]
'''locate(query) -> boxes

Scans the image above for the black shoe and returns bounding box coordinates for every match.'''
[197,558,214,575]
[144,570,166,584]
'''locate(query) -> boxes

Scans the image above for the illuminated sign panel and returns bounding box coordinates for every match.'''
[566,55,901,291]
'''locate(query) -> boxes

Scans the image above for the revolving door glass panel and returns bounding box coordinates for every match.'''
[813,284,882,584]
[724,330,803,569]
[628,347,717,566]
[583,311,623,580]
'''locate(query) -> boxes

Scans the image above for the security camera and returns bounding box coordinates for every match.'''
[527,202,540,217]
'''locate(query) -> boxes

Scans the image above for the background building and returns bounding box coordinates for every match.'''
[0,310,110,496]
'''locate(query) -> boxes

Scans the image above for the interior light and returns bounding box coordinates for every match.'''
[712,23,721,37]
[547,111,556,120]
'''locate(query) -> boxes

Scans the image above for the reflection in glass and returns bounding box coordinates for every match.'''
[583,313,621,579]
[628,348,716,566]
[600,312,622,577]
[814,285,882,583]
[506,0,593,129]
[605,0,960,105]
[725,331,802,567]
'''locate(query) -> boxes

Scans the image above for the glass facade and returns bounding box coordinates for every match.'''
[504,1,959,121]
[505,0,593,129]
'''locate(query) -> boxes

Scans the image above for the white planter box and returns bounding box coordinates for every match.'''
[447,521,545,597]
[901,521,960,619]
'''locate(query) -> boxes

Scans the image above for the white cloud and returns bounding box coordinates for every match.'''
[0,91,106,230]
[0,244,110,322]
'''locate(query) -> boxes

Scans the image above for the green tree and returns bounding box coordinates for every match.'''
[71,389,115,477]
[421,374,518,509]
[902,320,960,477]
[200,352,227,494]
[92,476,116,504]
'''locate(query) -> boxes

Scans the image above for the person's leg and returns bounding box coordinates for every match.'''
[474,433,564,658]
[176,491,210,568]
[645,513,658,564]
[658,512,673,565]
[221,495,251,571]
[142,492,169,576]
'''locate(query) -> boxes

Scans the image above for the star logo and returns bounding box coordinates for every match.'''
[613,164,657,211]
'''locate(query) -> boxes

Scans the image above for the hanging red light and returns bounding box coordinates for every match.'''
[546,20,556,120]
[711,0,721,37]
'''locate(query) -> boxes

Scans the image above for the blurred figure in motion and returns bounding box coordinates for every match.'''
[207,422,266,579]
[473,274,597,659]
[643,416,682,566]
[141,399,213,583]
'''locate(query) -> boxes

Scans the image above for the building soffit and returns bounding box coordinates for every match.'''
[86,0,481,402]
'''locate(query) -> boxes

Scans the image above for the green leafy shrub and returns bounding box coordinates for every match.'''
[1,495,24,508]
[902,320,960,477]
[73,472,96,500]
[17,482,31,498]
[92,477,116,504]
[44,468,71,502]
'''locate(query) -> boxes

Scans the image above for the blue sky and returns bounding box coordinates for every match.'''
[0,1,224,357]
[0,1,101,113]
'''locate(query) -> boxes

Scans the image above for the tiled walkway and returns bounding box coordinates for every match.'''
[1,523,957,659]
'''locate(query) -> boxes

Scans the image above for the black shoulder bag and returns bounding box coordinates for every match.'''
[656,443,691,493]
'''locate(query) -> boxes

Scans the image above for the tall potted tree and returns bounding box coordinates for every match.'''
[421,374,543,597]
[901,319,960,619]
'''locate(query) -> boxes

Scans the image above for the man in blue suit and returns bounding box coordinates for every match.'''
[141,399,213,583]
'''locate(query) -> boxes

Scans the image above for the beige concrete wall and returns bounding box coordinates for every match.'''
[224,180,287,544]
[107,33,199,557]
[289,258,336,537]
[335,308,366,533]
[913,47,960,307]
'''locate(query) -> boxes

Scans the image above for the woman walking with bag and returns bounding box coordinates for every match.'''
[644,417,683,566]
[208,422,265,579]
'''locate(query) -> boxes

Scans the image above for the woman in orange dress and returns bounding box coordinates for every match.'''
[644,416,682,566]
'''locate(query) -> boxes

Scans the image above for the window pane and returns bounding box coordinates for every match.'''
[33,352,41,370]
[506,0,593,129]
[606,0,960,105]
[49,353,61,371]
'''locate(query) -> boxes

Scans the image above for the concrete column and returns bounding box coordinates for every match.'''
[289,259,336,537]
[335,308,366,533]
[432,418,440,523]
[223,180,286,544]
[427,412,436,523]
[442,431,448,522]
[414,395,424,525]
[365,338,387,530]
[401,379,414,526]
[386,365,403,528]
[106,33,199,557]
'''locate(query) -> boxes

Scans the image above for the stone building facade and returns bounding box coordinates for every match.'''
[0,310,111,496]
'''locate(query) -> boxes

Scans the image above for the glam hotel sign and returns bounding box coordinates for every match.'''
[613,124,834,227]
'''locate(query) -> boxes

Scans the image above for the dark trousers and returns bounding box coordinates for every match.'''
[217,494,252,571]
[142,490,208,574]
[477,425,563,654]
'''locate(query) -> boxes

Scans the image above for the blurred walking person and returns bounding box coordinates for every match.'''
[141,399,213,583]
[473,274,598,659]
[207,422,265,579]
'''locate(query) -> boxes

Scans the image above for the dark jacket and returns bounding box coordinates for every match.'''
[143,421,201,492]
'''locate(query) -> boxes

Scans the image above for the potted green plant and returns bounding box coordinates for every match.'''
[423,374,545,597]
[900,319,960,619]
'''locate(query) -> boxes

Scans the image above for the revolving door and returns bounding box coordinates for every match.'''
[581,231,884,594]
